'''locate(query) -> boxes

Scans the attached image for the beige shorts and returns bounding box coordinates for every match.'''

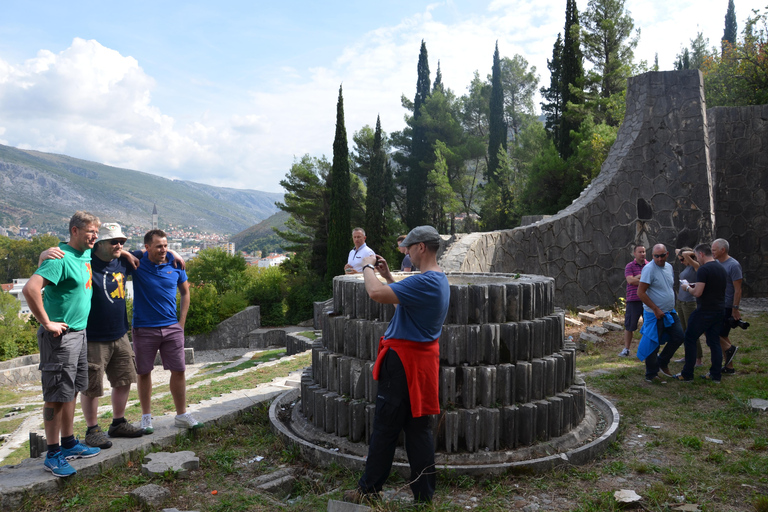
[83,333,137,398]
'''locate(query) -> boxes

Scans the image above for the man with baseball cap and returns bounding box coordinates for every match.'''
[346,225,449,504]
[40,222,147,449]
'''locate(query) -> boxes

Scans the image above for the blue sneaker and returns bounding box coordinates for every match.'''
[61,439,100,460]
[44,451,76,477]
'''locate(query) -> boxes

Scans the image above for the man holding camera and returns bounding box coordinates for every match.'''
[711,238,742,374]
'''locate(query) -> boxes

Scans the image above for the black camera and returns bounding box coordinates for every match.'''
[727,316,749,330]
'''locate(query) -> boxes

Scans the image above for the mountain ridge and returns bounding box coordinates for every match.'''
[0,144,283,234]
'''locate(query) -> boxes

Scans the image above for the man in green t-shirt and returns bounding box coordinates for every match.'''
[22,211,102,477]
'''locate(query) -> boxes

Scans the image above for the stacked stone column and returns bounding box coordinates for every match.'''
[299,272,585,455]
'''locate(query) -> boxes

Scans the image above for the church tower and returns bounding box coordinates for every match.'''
[152,203,158,230]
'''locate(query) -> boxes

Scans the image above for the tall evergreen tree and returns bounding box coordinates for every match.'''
[723,0,738,46]
[487,42,507,183]
[433,61,444,93]
[560,0,584,158]
[326,85,351,280]
[364,116,389,258]
[540,33,563,147]
[406,40,431,229]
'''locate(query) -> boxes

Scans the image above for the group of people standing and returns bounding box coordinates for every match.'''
[621,238,744,383]
[21,212,202,478]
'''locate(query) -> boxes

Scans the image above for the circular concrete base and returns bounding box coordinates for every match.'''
[269,388,619,477]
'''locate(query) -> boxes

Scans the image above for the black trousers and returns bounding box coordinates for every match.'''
[358,349,436,502]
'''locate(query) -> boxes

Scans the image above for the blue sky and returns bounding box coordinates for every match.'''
[0,0,763,193]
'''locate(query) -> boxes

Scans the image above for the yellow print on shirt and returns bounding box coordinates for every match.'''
[110,272,125,299]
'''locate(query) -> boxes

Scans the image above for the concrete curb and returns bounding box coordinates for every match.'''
[0,384,290,510]
[269,388,619,477]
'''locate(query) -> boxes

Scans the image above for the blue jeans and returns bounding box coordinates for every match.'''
[644,312,685,379]
[681,308,725,380]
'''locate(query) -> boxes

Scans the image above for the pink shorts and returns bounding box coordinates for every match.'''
[132,323,186,375]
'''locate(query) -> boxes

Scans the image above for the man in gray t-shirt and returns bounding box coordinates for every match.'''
[712,238,743,372]
[636,244,685,382]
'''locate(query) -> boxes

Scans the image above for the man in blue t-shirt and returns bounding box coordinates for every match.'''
[346,225,449,505]
[131,229,200,433]
[636,244,685,383]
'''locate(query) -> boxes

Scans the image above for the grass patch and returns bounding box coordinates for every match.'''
[296,331,318,340]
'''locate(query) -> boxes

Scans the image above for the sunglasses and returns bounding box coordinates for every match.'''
[108,240,125,246]
[652,253,667,258]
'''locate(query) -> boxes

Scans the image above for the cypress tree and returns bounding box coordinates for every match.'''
[560,0,584,159]
[406,40,431,229]
[540,33,564,148]
[487,41,507,183]
[326,85,351,280]
[722,0,737,46]
[364,116,388,256]
[433,61,444,93]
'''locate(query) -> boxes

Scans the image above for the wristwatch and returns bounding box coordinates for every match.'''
[732,305,739,310]
[362,264,376,272]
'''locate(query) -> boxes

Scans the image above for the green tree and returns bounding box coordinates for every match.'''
[540,33,564,148]
[723,0,738,46]
[433,61,444,93]
[500,55,539,142]
[406,40,432,229]
[428,141,464,233]
[0,234,61,283]
[487,42,507,186]
[186,248,247,295]
[363,116,393,260]
[274,155,331,277]
[560,0,585,158]
[326,85,352,280]
[581,0,638,126]
[675,33,714,70]
[0,291,38,361]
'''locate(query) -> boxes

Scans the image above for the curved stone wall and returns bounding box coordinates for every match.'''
[444,70,716,307]
[298,273,587,457]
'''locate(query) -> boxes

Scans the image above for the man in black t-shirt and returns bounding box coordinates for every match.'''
[672,243,727,382]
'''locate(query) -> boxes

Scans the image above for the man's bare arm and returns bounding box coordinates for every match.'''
[732,279,742,320]
[686,281,706,298]
[22,274,67,335]
[626,274,641,286]
[178,281,190,329]
[38,247,65,266]
[637,282,662,319]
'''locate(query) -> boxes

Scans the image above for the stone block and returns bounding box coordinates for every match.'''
[469,284,489,324]
[530,359,545,401]
[488,284,506,323]
[349,400,366,443]
[577,305,597,313]
[319,351,330,388]
[343,281,356,318]
[750,398,768,412]
[531,319,545,359]
[343,320,358,358]
[579,332,603,344]
[356,320,372,361]
[480,407,500,451]
[305,385,319,421]
[534,400,550,442]
[543,357,556,397]
[461,366,477,409]
[477,366,496,408]
[505,282,521,322]
[327,499,373,512]
[313,389,326,430]
[499,322,517,364]
[481,324,499,365]
[603,321,623,331]
[443,411,460,453]
[465,325,480,365]
[547,396,563,438]
[349,359,366,400]
[564,316,583,327]
[142,451,199,479]
[327,354,340,393]
[131,484,170,508]
[324,392,338,434]
[448,284,469,324]
[336,396,350,438]
[461,409,480,453]
[381,303,395,322]
[587,326,609,335]
[501,405,518,449]
[440,366,457,408]
[250,469,297,498]
[578,312,598,323]
[515,361,531,404]
[516,321,532,362]
[520,282,533,320]
[517,403,536,446]
[594,309,613,319]
[557,392,573,433]
[496,363,515,406]
[553,354,566,393]
[355,283,369,320]
[364,362,377,403]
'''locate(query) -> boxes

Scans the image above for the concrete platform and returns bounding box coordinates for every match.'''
[0,374,300,510]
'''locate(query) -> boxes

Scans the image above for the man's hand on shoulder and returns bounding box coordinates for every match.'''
[120,250,141,270]
[169,250,185,270]
[38,247,65,266]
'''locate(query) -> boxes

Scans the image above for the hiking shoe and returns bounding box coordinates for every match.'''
[141,415,153,434]
[721,367,736,375]
[674,357,685,363]
[659,366,674,378]
[43,451,76,477]
[85,425,112,448]
[700,373,721,383]
[108,421,145,438]
[61,440,100,460]
[724,345,738,367]
[645,375,667,384]
[672,373,693,382]
[618,348,630,357]
[174,412,204,430]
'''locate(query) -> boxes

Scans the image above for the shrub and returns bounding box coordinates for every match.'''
[184,284,220,335]
[284,272,330,325]
[218,291,249,322]
[0,291,38,361]
[245,266,286,326]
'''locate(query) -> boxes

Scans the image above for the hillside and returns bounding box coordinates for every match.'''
[230,210,290,252]
[0,144,283,234]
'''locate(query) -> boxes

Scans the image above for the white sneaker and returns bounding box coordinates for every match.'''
[618,348,630,357]
[175,412,204,430]
[141,414,153,434]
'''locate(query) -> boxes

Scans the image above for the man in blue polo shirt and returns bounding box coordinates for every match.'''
[131,229,200,433]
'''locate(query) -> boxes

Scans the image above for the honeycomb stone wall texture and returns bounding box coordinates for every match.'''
[709,105,768,297]
[299,273,589,457]
[444,70,766,307]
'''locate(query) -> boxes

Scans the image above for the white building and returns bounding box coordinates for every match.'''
[257,253,289,268]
